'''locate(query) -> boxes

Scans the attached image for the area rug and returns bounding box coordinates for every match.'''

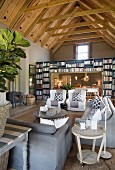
[64,143,115,170]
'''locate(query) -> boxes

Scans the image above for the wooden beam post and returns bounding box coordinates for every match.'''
[37,7,110,23]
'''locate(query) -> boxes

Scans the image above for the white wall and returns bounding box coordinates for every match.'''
[19,40,50,94]
[92,42,115,58]
[54,45,74,61]
[29,39,50,64]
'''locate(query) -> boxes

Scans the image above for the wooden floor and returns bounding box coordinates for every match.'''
[10,101,84,125]
[9,101,115,170]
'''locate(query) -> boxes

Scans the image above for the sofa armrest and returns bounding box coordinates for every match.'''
[7,118,56,134]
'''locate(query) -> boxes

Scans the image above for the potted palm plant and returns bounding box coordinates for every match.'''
[60,83,74,98]
[0,28,30,137]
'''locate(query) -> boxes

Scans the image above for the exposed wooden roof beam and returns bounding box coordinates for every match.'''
[45,17,81,49]
[0,0,5,9]
[107,29,115,39]
[9,0,33,29]
[33,2,75,42]
[52,27,106,37]
[25,0,78,12]
[63,38,104,45]
[40,5,80,47]
[37,7,110,23]
[59,34,104,42]
[47,20,105,31]
[24,8,48,36]
[93,0,115,13]
[78,2,115,48]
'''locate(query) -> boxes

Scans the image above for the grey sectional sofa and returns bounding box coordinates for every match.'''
[7,118,72,170]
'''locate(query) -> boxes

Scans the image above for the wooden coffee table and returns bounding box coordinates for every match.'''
[34,108,66,123]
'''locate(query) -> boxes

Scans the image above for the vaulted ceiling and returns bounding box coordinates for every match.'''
[0,0,115,53]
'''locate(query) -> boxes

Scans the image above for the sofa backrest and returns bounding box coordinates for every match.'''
[68,89,86,101]
[7,118,56,134]
[50,89,66,101]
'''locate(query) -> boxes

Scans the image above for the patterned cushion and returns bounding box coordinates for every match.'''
[92,96,101,109]
[88,108,102,120]
[72,91,82,101]
[54,92,63,101]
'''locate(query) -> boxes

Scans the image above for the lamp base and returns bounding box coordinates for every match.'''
[101,151,112,159]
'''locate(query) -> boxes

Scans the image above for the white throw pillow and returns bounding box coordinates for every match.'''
[92,109,102,121]
[40,117,69,129]
[54,117,69,129]
[40,118,54,126]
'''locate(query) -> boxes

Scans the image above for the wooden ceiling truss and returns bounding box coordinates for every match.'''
[0,0,114,53]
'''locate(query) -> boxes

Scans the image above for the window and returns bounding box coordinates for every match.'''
[76,44,89,60]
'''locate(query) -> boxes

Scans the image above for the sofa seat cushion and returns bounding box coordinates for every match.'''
[70,101,78,108]
[51,100,58,106]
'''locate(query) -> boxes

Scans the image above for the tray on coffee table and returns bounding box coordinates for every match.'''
[34,108,66,120]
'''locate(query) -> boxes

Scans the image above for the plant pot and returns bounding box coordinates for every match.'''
[0,103,11,138]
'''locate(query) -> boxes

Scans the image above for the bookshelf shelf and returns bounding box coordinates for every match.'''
[34,57,115,100]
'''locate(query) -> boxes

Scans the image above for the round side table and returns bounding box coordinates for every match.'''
[72,125,105,165]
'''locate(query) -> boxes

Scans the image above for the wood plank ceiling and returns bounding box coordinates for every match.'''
[0,0,115,53]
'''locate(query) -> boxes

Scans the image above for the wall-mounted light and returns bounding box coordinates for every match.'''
[75,76,78,80]
[81,73,89,82]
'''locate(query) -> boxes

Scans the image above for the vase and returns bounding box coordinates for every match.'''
[0,103,11,138]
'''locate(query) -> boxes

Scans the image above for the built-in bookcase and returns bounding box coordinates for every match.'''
[29,64,36,95]
[35,58,115,100]
[112,58,115,97]
[36,62,43,100]
[103,58,113,97]
[42,62,50,100]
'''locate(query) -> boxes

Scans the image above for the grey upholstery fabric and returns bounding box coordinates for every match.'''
[75,99,115,148]
[70,101,78,108]
[7,118,56,134]
[7,118,72,170]
[51,100,58,107]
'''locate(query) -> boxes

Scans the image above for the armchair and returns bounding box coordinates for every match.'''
[66,89,86,111]
[46,90,66,108]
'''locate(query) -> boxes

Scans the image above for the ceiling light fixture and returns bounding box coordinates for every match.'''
[81,73,89,82]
